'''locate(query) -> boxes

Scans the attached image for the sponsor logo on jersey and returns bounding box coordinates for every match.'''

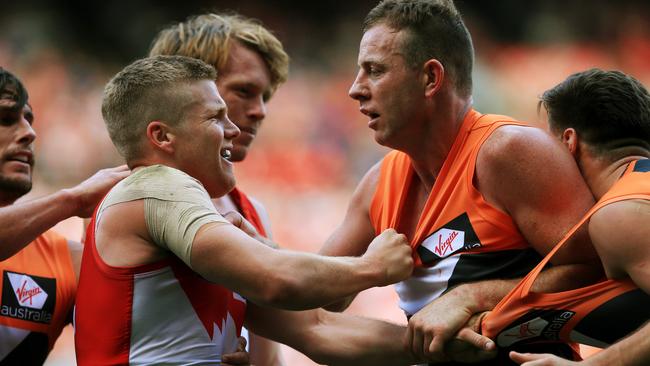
[417,212,481,265]
[422,228,464,257]
[1,271,56,324]
[496,309,576,347]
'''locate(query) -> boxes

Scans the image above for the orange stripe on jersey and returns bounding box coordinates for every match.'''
[483,159,650,349]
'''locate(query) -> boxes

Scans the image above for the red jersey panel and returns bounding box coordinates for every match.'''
[229,187,267,237]
[74,211,246,365]
[483,159,650,348]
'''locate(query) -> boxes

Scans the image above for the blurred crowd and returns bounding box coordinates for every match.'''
[1,1,649,365]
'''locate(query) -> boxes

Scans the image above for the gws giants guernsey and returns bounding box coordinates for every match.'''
[0,231,76,365]
[370,109,541,316]
[482,159,650,349]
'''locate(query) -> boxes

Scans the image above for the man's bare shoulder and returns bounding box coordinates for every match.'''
[355,159,384,200]
[590,199,650,272]
[479,125,558,165]
[476,124,595,258]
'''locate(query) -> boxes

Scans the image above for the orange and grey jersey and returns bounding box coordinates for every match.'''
[483,159,650,349]
[370,109,540,317]
[0,231,76,365]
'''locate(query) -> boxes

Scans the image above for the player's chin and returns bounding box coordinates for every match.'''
[373,131,391,147]
[208,177,236,198]
[229,145,248,163]
[222,173,237,194]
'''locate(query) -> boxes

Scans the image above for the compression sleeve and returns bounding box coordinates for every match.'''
[98,164,229,267]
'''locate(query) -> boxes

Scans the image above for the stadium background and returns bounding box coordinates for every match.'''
[1,0,649,364]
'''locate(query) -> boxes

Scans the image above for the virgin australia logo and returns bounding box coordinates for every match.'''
[421,228,465,258]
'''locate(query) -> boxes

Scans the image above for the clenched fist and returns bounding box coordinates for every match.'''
[363,228,414,285]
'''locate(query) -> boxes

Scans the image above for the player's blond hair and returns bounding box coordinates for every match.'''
[102,55,216,161]
[149,13,289,100]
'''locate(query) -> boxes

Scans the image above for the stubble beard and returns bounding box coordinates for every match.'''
[0,174,32,201]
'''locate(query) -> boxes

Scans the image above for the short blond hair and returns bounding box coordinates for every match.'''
[102,55,216,161]
[149,13,289,100]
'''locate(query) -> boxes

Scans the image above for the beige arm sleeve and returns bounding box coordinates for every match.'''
[98,164,229,268]
[144,198,227,267]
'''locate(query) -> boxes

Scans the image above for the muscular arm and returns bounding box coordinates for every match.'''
[477,126,598,264]
[576,200,650,365]
[99,192,411,311]
[0,166,129,260]
[319,162,381,311]
[192,223,411,310]
[245,303,419,366]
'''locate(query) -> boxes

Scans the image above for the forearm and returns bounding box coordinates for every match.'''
[457,263,603,313]
[249,332,286,366]
[195,226,410,310]
[257,252,384,310]
[584,321,650,366]
[303,311,417,366]
[0,189,78,259]
[247,304,418,366]
[452,279,519,314]
[530,263,604,292]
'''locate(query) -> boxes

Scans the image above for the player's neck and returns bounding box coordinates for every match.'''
[409,96,472,191]
[212,193,238,215]
[583,154,647,200]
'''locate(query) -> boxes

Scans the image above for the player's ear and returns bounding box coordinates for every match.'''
[146,121,176,154]
[561,128,579,156]
[423,58,444,97]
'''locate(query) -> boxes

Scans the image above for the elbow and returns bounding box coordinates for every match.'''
[256,274,310,310]
[293,312,342,365]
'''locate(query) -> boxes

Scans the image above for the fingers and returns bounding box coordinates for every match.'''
[101,165,131,180]
[221,350,250,366]
[222,337,250,365]
[106,164,130,173]
[509,351,558,366]
[236,336,247,352]
[428,328,448,357]
[411,325,424,356]
[406,320,448,361]
[367,229,413,284]
[223,211,258,237]
[455,327,495,351]
[223,211,244,227]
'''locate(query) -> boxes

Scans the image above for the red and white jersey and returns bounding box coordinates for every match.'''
[74,212,246,365]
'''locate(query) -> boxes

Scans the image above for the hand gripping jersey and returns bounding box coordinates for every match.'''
[482,159,650,349]
[229,187,267,237]
[74,166,246,365]
[370,109,542,316]
[0,231,76,365]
